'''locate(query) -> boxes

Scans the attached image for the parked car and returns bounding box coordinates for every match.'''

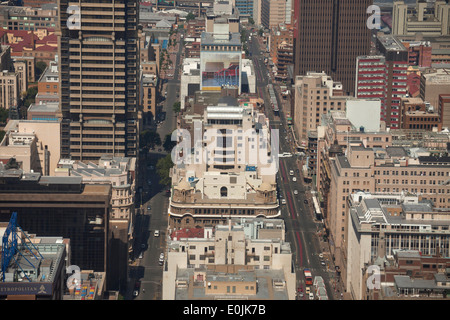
[309,292,314,300]
[281,199,286,205]
[292,177,297,182]
[154,230,160,237]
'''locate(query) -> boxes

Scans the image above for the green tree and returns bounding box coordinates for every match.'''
[35,61,47,79]
[23,86,38,108]
[140,130,161,149]
[172,101,181,114]
[163,133,176,152]
[186,12,195,21]
[156,153,174,186]
[0,107,8,123]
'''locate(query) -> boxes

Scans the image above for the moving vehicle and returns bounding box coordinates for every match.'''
[292,177,297,182]
[147,204,151,210]
[159,252,165,265]
[309,292,314,300]
[154,230,160,237]
[304,268,313,285]
[289,170,294,176]
[281,199,286,205]
[294,190,298,195]
[305,287,310,295]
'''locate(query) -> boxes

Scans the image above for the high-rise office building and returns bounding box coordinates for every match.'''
[57,0,139,161]
[355,36,409,129]
[293,0,372,95]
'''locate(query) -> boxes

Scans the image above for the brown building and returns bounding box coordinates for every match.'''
[269,23,293,82]
[400,97,442,131]
[37,58,59,102]
[293,0,372,95]
[440,94,450,129]
[58,0,139,162]
[420,68,450,112]
[185,41,200,58]
[186,17,205,38]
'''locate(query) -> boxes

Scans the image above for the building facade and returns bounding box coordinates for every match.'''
[57,0,140,161]
[293,0,372,95]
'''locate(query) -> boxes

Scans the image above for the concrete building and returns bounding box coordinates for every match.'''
[36,57,59,103]
[389,128,450,152]
[293,0,372,95]
[346,192,450,300]
[392,0,450,38]
[293,72,349,148]
[0,225,68,300]
[0,164,112,287]
[355,35,408,129]
[399,97,442,131]
[199,27,242,94]
[186,17,206,38]
[269,23,293,82]
[318,132,450,293]
[54,155,136,290]
[0,5,58,31]
[440,94,450,129]
[260,0,292,29]
[58,0,140,162]
[140,72,158,124]
[179,5,256,108]
[420,68,450,111]
[162,218,296,300]
[205,2,240,34]
[54,155,136,223]
[316,111,392,220]
[1,119,61,176]
[62,270,107,300]
[366,251,450,300]
[0,69,19,110]
[169,95,280,229]
[401,40,432,68]
[27,102,59,121]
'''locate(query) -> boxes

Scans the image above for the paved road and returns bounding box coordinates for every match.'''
[127,29,185,301]
[249,34,338,300]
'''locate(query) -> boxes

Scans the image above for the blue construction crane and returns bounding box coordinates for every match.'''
[1,212,44,282]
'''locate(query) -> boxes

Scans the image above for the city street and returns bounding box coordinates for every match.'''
[249,33,339,300]
[127,29,185,300]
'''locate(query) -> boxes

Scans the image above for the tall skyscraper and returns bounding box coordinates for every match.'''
[57,0,139,161]
[355,35,408,129]
[293,0,372,96]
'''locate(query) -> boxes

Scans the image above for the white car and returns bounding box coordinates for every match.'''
[294,190,298,195]
[309,292,314,300]
[293,177,297,182]
[289,170,294,176]
[133,290,139,297]
[281,199,286,205]
[154,230,160,237]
